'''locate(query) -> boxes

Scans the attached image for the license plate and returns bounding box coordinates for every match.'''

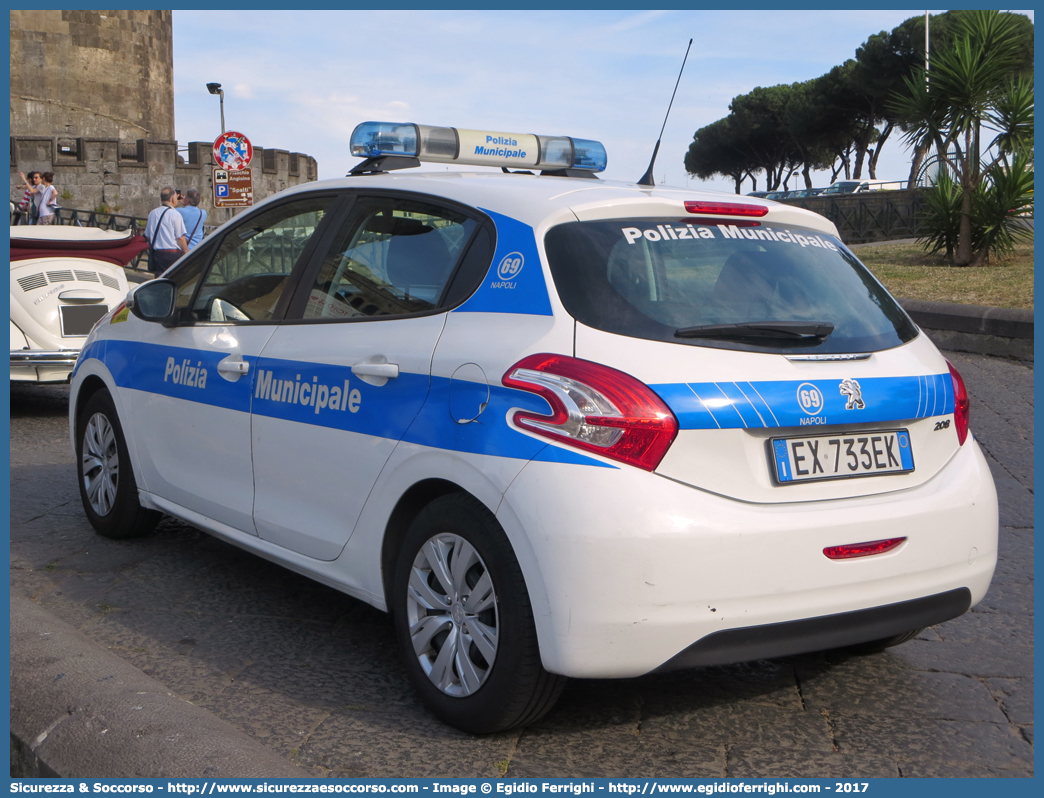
[60,304,109,336]
[771,429,914,484]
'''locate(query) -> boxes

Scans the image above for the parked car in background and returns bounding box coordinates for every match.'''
[11,226,146,383]
[746,191,770,198]
[790,188,824,198]
[765,190,811,201]
[821,180,906,195]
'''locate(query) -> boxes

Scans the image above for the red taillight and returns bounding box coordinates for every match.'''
[947,360,970,445]
[684,201,768,217]
[823,537,906,560]
[502,354,678,471]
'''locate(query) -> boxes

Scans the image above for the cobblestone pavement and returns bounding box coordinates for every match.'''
[9,351,1033,778]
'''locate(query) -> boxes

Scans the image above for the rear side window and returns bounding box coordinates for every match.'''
[544,220,917,354]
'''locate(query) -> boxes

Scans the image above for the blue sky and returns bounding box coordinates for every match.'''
[171,9,1033,194]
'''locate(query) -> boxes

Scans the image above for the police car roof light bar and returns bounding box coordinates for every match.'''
[638,39,692,188]
[349,121,607,173]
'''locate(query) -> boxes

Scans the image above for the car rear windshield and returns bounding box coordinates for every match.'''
[543,219,918,354]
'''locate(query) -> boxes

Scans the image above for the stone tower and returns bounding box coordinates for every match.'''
[10,9,174,142]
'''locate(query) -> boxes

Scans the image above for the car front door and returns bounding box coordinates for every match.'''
[250,193,487,560]
[125,193,340,532]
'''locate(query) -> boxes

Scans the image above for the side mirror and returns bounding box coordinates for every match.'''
[128,279,176,325]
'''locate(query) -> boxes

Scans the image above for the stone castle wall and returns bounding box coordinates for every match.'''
[10,9,319,224]
[10,136,319,224]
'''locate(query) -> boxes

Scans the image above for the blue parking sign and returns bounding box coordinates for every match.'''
[215,184,230,198]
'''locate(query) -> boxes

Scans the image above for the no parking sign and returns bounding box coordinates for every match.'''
[213,131,253,171]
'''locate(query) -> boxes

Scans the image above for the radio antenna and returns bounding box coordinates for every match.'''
[637,38,693,187]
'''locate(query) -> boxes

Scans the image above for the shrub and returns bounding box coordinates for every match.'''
[918,154,1034,264]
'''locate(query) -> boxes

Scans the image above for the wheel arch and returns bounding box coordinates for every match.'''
[380,477,463,613]
[70,362,149,496]
[373,465,559,676]
[74,373,109,425]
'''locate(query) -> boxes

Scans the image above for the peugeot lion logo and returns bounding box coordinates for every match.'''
[839,378,866,410]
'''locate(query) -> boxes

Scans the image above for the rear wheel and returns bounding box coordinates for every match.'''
[392,493,566,733]
[76,389,160,539]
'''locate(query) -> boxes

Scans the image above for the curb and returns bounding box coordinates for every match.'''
[898,298,1034,361]
[10,593,307,778]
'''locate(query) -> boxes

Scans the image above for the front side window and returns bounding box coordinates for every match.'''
[302,197,477,320]
[544,219,917,354]
[188,196,333,323]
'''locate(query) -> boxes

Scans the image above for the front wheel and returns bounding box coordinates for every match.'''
[76,389,160,539]
[392,493,566,733]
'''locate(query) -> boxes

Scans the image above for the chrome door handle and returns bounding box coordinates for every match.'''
[351,363,399,379]
[217,359,250,375]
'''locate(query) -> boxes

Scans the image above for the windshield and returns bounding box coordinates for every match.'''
[543,219,917,354]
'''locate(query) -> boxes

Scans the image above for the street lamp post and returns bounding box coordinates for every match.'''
[206,82,225,135]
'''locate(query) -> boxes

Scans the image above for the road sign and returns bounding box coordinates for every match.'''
[213,167,253,207]
[213,131,253,171]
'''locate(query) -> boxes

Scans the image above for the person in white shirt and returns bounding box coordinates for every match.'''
[20,171,59,224]
[144,187,188,274]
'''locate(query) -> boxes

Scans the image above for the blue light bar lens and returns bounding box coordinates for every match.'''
[350,122,419,158]
[571,139,607,172]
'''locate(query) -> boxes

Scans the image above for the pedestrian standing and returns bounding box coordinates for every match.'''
[144,186,188,274]
[33,172,59,225]
[16,171,38,224]
[176,188,208,250]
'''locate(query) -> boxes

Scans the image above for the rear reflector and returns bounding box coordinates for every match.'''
[824,538,906,560]
[684,201,768,217]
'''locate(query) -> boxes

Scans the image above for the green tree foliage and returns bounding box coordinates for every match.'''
[920,152,1034,263]
[683,10,1032,196]
[683,117,755,194]
[727,85,802,191]
[893,10,1034,265]
[974,152,1035,259]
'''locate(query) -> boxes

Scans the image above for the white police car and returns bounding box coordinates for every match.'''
[69,121,998,733]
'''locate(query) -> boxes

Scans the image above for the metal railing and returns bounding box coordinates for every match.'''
[778,189,927,244]
[10,205,147,232]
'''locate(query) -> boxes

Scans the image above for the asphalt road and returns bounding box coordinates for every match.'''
[9,350,1033,778]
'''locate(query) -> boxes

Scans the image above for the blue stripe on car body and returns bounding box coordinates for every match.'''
[650,375,954,430]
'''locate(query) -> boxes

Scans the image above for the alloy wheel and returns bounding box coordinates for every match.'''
[405,532,499,697]
[81,412,119,516]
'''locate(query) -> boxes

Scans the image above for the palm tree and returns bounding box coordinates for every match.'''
[891,10,1033,265]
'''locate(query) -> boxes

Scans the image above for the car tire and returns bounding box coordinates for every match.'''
[76,389,161,540]
[392,492,566,733]
[845,627,925,655]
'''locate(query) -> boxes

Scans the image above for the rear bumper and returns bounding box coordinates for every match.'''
[654,587,970,671]
[500,437,998,678]
[11,350,79,365]
[10,351,78,382]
